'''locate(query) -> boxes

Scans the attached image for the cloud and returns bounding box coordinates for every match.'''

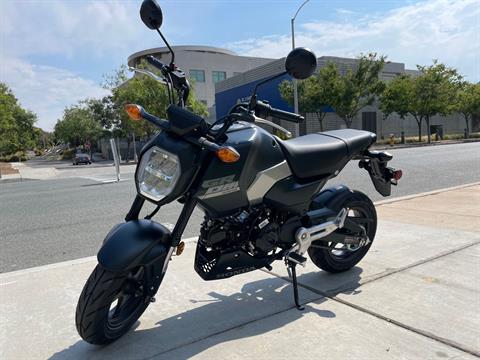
[0,0,143,131]
[0,56,108,131]
[227,0,480,81]
[0,1,144,59]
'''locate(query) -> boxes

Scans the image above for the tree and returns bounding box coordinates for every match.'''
[279,63,339,131]
[106,63,209,161]
[380,74,425,141]
[331,53,386,128]
[414,60,463,143]
[0,82,39,156]
[54,105,102,147]
[453,82,480,135]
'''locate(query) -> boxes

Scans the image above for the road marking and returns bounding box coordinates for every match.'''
[81,176,130,183]
[0,236,198,280]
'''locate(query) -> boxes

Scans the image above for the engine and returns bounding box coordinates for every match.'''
[199,207,280,257]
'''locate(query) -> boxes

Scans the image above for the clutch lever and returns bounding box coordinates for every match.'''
[254,116,293,139]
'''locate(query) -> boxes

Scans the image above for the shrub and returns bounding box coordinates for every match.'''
[61,149,74,160]
[0,151,28,162]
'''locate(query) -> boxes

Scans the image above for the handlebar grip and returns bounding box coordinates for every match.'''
[255,100,304,123]
[145,55,166,71]
[268,107,304,123]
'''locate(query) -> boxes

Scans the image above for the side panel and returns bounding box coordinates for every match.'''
[264,176,327,215]
[195,123,286,217]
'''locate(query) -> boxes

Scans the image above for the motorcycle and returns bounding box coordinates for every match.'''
[76,0,402,345]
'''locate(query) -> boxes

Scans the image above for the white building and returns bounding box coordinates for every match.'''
[128,46,274,116]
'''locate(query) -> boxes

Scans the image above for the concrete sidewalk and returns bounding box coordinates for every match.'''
[1,186,479,359]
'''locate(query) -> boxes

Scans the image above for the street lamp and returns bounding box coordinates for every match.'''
[291,0,310,137]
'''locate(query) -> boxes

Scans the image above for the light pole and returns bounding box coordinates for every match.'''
[291,0,310,137]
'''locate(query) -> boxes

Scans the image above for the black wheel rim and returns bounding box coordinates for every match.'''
[106,267,146,332]
[329,207,370,260]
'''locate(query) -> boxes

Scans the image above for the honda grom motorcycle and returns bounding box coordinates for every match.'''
[76,0,402,345]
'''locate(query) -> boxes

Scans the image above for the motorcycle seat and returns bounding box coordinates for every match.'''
[278,129,376,179]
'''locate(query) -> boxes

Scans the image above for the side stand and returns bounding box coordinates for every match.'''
[286,260,304,311]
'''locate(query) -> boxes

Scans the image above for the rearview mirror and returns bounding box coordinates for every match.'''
[140,0,163,30]
[285,48,317,80]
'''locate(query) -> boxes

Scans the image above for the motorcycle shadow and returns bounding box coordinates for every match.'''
[50,268,363,360]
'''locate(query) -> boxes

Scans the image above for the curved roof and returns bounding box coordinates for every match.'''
[128,45,237,66]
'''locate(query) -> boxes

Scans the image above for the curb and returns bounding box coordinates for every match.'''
[374,182,480,206]
[0,236,199,280]
[372,138,480,151]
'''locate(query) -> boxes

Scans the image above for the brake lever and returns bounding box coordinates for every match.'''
[128,67,168,85]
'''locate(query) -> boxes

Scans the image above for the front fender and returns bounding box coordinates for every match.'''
[98,219,172,273]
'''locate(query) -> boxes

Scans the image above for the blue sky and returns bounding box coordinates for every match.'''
[1,0,479,130]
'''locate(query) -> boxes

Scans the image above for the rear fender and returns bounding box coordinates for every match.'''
[98,219,172,273]
[359,150,400,197]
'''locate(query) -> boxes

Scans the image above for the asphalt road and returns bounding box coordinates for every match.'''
[1,142,479,273]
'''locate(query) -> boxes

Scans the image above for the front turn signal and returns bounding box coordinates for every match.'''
[216,146,240,163]
[124,104,143,121]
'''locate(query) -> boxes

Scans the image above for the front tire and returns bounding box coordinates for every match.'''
[75,264,154,345]
[308,191,377,273]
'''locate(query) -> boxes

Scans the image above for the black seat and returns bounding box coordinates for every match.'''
[278,129,376,179]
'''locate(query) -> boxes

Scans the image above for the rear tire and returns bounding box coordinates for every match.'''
[75,264,153,345]
[307,191,377,273]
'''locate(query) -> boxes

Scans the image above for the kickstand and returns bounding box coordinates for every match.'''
[287,261,304,311]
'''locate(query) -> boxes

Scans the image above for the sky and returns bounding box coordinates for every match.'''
[1,0,479,131]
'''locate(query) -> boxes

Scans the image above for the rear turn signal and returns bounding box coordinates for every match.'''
[392,169,403,181]
[124,104,143,121]
[216,146,240,163]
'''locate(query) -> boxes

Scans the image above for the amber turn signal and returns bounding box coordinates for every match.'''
[124,104,143,121]
[176,241,185,256]
[216,146,240,163]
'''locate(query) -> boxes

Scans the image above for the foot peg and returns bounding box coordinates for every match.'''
[286,252,307,267]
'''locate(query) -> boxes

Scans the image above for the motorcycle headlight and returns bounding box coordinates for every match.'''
[136,146,181,202]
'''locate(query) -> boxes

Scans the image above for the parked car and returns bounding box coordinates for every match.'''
[73,153,91,165]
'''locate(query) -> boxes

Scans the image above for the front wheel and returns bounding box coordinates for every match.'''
[308,190,377,273]
[76,264,158,345]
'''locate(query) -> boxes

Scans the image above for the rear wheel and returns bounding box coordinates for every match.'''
[76,264,158,345]
[307,191,377,273]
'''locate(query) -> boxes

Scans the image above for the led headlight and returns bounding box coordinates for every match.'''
[136,146,181,202]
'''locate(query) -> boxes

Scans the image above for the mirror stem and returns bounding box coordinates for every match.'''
[156,29,175,67]
[249,71,287,110]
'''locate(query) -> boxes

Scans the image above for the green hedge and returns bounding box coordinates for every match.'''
[0,151,28,162]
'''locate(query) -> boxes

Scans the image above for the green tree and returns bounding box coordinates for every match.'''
[54,105,102,147]
[380,74,425,141]
[279,62,339,131]
[452,82,480,136]
[0,82,38,156]
[414,60,463,143]
[331,53,387,128]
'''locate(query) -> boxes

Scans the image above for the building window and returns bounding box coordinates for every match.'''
[189,69,205,83]
[199,100,207,105]
[212,71,226,83]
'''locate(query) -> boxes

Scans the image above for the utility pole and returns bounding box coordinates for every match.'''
[291,0,311,137]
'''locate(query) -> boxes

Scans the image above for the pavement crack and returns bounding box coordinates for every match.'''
[142,241,480,359]
[140,302,320,360]
[263,240,480,358]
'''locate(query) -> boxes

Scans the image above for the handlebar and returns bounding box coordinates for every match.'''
[145,55,168,73]
[255,100,304,123]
